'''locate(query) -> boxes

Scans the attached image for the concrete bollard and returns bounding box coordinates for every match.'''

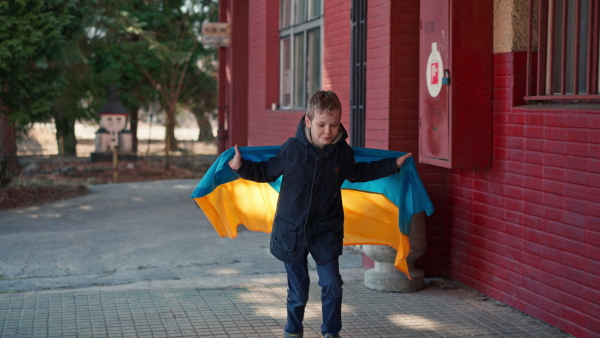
[363,212,427,292]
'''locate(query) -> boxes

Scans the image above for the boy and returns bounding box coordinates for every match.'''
[228,90,411,338]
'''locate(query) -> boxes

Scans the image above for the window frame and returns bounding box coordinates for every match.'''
[526,0,600,101]
[279,0,323,110]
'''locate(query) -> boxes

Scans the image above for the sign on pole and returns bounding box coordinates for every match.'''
[202,22,231,48]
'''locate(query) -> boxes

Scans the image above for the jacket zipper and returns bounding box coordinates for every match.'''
[302,151,321,263]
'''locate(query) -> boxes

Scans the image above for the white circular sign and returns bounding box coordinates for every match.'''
[426,42,443,97]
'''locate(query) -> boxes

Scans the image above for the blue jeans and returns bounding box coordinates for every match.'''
[284,256,343,336]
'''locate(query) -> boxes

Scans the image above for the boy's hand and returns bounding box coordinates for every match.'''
[228,144,242,171]
[396,152,412,168]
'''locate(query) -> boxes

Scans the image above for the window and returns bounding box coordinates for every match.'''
[280,0,322,109]
[526,0,600,101]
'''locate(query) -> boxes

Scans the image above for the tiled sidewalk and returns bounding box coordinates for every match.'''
[0,281,569,338]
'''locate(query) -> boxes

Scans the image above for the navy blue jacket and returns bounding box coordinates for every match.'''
[235,116,398,265]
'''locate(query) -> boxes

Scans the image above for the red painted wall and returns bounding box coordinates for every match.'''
[227,0,249,148]
[448,51,600,338]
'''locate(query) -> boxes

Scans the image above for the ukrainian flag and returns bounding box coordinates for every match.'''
[191,146,434,277]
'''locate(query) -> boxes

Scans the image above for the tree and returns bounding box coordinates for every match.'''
[0,0,89,186]
[188,70,217,143]
[119,0,218,168]
[51,41,95,155]
[85,0,218,168]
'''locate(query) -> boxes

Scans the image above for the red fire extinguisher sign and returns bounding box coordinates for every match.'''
[431,62,439,85]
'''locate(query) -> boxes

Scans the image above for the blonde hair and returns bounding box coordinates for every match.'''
[306,90,342,120]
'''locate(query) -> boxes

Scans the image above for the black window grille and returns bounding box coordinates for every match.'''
[526,0,600,101]
[350,0,367,147]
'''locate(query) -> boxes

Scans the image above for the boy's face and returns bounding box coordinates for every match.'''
[305,109,341,149]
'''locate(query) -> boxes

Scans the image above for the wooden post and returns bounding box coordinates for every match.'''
[59,135,65,156]
[190,140,195,169]
[113,146,119,183]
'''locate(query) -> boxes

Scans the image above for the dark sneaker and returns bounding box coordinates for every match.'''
[284,331,303,338]
[321,334,340,338]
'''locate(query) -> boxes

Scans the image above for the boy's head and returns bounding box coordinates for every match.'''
[305,90,342,149]
[306,90,342,121]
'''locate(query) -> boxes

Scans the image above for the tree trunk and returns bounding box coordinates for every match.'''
[195,112,215,143]
[166,124,177,151]
[0,109,20,188]
[129,105,139,153]
[165,132,171,170]
[54,113,77,156]
[164,102,177,170]
[165,115,177,151]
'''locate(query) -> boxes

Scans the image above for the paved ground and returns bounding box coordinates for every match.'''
[0,282,570,337]
[0,179,361,293]
[0,179,571,337]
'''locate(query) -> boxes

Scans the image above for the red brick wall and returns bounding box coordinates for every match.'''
[323,1,352,127]
[365,0,420,154]
[365,0,449,276]
[389,0,419,153]
[246,0,267,147]
[244,1,354,146]
[365,0,392,150]
[246,0,290,146]
[367,0,421,153]
[448,51,600,338]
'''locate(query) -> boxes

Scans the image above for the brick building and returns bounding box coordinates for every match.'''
[214,1,599,337]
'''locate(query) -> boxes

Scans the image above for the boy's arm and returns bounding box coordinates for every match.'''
[347,152,413,183]
[396,153,412,168]
[228,145,242,171]
[227,144,284,182]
